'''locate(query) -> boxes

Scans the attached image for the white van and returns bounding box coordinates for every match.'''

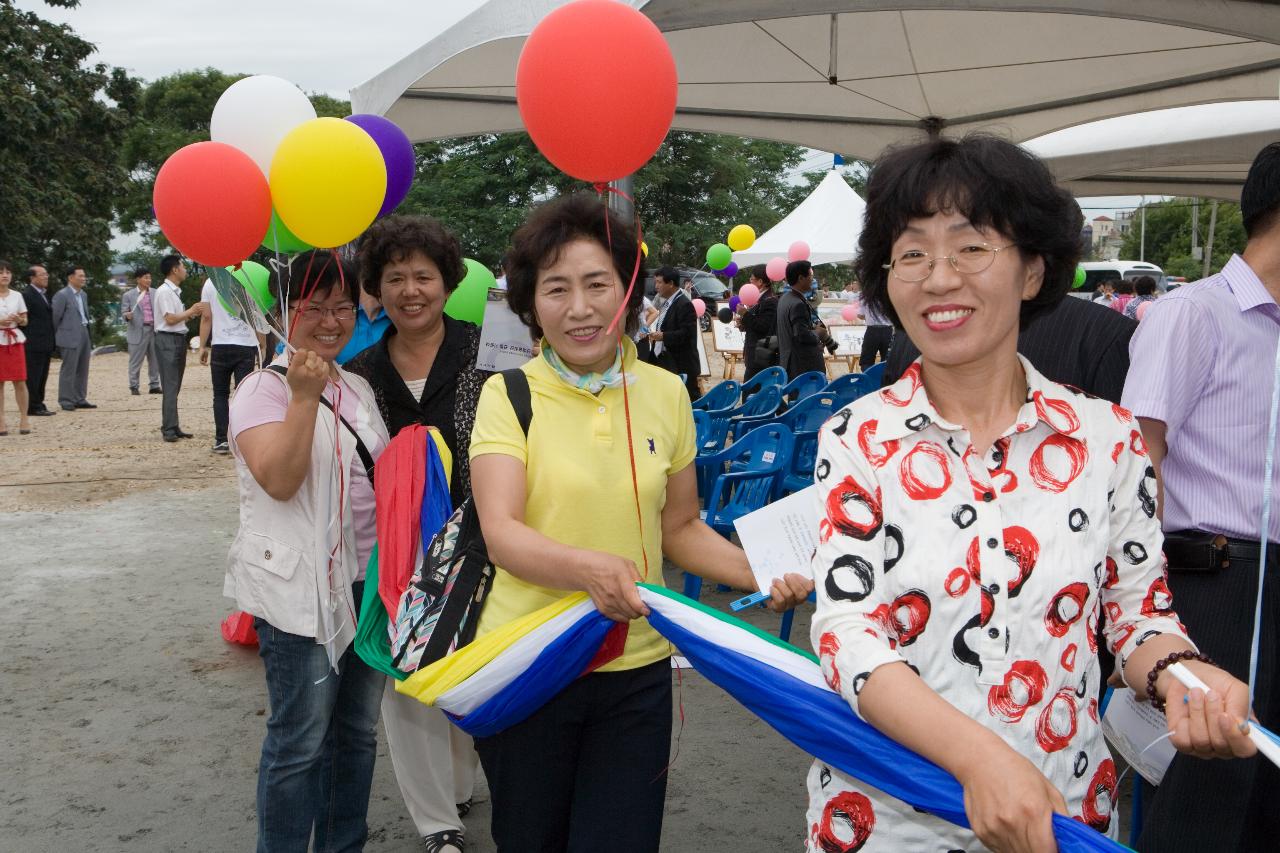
[1075,261,1166,298]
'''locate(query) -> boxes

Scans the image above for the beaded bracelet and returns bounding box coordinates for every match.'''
[1146,650,1216,712]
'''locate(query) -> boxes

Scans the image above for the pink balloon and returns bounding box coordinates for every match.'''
[738,283,761,307]
[766,257,787,282]
[788,240,810,262]
[692,298,706,317]
[841,304,858,323]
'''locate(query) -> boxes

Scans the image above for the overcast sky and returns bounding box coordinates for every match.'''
[17,0,486,97]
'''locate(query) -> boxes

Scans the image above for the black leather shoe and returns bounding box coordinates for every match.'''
[61,405,76,412]
[175,430,194,439]
[74,402,97,409]
[131,388,140,396]
[29,409,55,417]
[163,434,180,443]
[149,388,162,394]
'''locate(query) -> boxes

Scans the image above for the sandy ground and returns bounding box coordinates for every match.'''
[0,348,820,852]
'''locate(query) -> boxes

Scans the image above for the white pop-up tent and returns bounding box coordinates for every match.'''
[732,170,866,266]
[1028,100,1280,202]
[352,0,1280,164]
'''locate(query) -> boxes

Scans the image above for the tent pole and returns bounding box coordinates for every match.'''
[609,175,634,220]
[1139,199,1146,262]
[1203,200,1219,279]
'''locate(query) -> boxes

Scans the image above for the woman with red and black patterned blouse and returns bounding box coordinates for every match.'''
[806,136,1257,853]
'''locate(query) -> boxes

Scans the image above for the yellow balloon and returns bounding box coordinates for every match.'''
[727,224,756,252]
[641,241,649,257]
[270,117,387,248]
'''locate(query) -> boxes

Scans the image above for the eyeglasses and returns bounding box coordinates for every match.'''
[296,305,355,321]
[882,243,1016,282]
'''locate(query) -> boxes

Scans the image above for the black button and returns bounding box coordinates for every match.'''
[982,492,994,502]
[987,583,1000,595]
[987,627,1000,639]
[986,537,999,548]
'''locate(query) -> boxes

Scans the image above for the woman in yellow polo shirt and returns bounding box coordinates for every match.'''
[469,193,812,852]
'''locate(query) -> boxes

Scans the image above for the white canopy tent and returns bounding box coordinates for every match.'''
[1028,101,1280,202]
[732,170,866,266]
[353,0,1280,167]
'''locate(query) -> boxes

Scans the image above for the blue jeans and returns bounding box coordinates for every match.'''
[254,596,385,853]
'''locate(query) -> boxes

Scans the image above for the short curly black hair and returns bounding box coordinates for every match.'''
[506,192,643,340]
[854,134,1082,330]
[358,214,465,301]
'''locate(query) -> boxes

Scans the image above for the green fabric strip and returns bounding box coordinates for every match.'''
[638,582,818,664]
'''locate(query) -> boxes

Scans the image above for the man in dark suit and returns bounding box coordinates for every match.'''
[646,266,700,400]
[881,293,1136,403]
[51,265,95,410]
[777,260,826,379]
[21,265,56,416]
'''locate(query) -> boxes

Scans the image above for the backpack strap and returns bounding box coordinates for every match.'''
[266,364,376,486]
[501,368,533,436]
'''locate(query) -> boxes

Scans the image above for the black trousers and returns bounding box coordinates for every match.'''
[24,347,51,413]
[211,344,258,442]
[859,325,893,369]
[474,659,673,853]
[1137,539,1280,852]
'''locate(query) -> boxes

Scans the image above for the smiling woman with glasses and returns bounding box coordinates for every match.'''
[223,249,392,853]
[803,135,1256,853]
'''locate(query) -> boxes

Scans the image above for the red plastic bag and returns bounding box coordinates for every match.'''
[220,610,259,647]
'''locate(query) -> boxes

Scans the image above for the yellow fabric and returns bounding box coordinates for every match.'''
[469,337,697,671]
[427,426,453,485]
[395,592,591,705]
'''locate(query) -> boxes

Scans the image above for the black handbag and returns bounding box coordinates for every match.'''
[754,335,780,367]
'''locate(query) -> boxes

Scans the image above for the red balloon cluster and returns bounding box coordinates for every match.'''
[516,0,677,183]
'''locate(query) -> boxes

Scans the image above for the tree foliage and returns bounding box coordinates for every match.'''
[1118,199,1246,279]
[1,0,132,334]
[400,131,814,268]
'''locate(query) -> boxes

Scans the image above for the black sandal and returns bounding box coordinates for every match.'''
[423,829,465,853]
[456,798,473,819]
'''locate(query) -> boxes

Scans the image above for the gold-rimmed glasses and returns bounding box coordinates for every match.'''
[882,243,1017,282]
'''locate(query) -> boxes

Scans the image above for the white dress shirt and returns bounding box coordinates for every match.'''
[153,280,188,333]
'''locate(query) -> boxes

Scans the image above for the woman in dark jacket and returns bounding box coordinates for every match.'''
[343,214,490,853]
[737,264,778,380]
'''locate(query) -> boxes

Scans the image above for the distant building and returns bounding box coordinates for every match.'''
[1090,215,1123,259]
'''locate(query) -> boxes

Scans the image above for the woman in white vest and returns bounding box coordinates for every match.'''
[223,251,390,853]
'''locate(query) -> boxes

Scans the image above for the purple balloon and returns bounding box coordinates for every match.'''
[722,261,738,278]
[345,114,415,217]
[728,295,741,312]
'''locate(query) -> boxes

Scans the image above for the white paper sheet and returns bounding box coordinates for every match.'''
[476,298,535,372]
[732,485,820,593]
[1101,687,1176,785]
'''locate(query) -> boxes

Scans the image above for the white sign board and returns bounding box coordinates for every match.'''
[830,325,866,357]
[733,485,820,592]
[476,298,535,372]
[711,319,746,352]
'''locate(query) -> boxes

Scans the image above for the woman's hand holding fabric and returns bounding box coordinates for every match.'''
[957,742,1066,853]
[578,552,648,622]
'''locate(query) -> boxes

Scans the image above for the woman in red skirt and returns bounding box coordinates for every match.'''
[0,260,32,435]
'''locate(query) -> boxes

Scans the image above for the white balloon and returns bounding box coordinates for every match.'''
[210,75,317,176]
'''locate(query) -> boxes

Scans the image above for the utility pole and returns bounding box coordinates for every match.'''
[1203,200,1219,279]
[1139,198,1146,262]
[609,175,634,220]
[1192,198,1200,261]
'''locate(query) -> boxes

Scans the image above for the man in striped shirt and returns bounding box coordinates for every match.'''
[1122,142,1280,852]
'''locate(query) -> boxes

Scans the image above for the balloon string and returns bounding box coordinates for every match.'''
[592,183,644,338]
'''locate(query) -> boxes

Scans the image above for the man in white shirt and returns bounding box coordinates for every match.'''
[152,254,206,442]
[198,276,264,454]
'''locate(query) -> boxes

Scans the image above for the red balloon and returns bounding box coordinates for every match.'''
[153,141,272,266]
[517,0,677,183]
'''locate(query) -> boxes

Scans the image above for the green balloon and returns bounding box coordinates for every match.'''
[706,242,733,270]
[1073,266,1087,289]
[262,209,312,255]
[228,260,276,313]
[444,258,494,326]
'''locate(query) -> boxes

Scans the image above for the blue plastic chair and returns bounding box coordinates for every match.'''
[692,379,739,412]
[739,365,786,403]
[778,393,841,494]
[692,409,730,460]
[860,360,886,387]
[823,372,873,407]
[778,370,828,410]
[725,385,784,442]
[686,424,795,601]
[777,590,816,644]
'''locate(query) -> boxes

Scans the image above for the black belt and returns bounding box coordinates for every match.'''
[1164,530,1273,572]
[157,331,185,336]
